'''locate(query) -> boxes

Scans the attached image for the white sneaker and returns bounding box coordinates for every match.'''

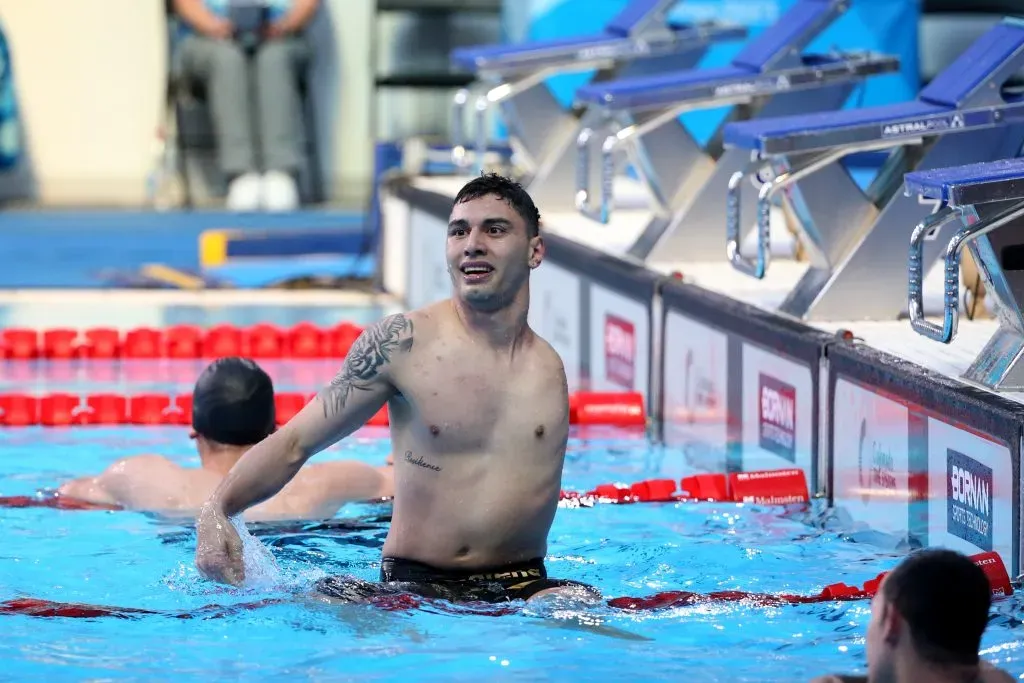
[261,170,299,212]
[226,172,262,211]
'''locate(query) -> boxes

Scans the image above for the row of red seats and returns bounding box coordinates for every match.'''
[559,468,811,506]
[0,323,365,360]
[0,391,646,428]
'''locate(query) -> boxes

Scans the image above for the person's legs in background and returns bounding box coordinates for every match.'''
[253,36,310,212]
[178,35,263,211]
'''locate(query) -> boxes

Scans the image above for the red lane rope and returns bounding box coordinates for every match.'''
[560,468,811,506]
[0,494,122,511]
[1,324,365,361]
[0,467,803,515]
[0,391,645,428]
[1,551,1010,621]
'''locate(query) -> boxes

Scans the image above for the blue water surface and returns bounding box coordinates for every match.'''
[0,362,1021,681]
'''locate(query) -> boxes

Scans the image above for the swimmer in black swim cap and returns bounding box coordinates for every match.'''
[58,357,393,520]
[811,548,1013,683]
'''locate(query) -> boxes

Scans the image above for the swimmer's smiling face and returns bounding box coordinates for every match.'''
[446,193,542,309]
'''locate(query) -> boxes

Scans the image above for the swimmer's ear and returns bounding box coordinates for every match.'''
[188,430,198,440]
[528,233,544,269]
[879,600,902,646]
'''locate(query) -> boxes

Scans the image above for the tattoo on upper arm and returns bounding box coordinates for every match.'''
[319,314,413,418]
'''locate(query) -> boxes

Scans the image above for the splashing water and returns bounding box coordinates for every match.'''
[232,515,283,589]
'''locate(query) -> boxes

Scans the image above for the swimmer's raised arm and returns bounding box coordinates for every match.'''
[207,313,414,518]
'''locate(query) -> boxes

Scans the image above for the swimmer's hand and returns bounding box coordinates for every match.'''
[195,503,245,586]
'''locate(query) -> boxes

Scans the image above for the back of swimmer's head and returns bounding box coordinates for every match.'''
[873,548,991,668]
[191,357,275,447]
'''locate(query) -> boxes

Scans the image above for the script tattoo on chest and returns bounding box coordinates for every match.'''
[404,451,442,472]
[319,313,413,418]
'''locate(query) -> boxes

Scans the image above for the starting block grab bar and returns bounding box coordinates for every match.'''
[908,201,1024,343]
[573,47,900,227]
[726,138,919,278]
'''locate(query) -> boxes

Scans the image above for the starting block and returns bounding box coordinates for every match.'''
[572,0,900,262]
[720,17,1024,322]
[903,156,1024,391]
[449,0,747,210]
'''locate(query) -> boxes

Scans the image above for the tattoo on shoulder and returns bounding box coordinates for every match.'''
[319,314,413,417]
[404,451,442,472]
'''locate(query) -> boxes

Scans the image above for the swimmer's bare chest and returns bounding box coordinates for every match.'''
[390,342,561,456]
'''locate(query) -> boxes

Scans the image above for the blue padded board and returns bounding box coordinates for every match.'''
[452,33,632,69]
[905,157,1024,203]
[919,19,1024,108]
[574,0,835,106]
[575,65,744,104]
[723,18,1024,149]
[451,21,703,70]
[605,0,669,37]
[730,0,834,71]
[723,100,950,148]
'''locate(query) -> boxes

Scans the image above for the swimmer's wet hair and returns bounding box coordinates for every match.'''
[454,173,542,238]
[191,357,276,447]
[882,548,991,666]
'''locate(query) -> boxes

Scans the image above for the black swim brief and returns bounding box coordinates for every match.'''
[314,556,597,605]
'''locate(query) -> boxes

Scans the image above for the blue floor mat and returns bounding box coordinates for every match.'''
[0,210,373,288]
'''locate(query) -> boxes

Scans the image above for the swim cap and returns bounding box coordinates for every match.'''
[191,357,276,446]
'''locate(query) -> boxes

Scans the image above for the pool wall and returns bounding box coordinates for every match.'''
[383,179,1024,579]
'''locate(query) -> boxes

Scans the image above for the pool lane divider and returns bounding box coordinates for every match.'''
[0,466,806,513]
[0,465,791,514]
[0,323,367,360]
[558,468,810,507]
[0,391,647,428]
[0,551,1010,621]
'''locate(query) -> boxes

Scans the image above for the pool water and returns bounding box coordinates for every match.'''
[2,411,1023,683]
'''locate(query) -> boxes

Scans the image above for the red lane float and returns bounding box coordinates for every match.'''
[572,391,646,427]
[0,391,642,428]
[0,495,122,511]
[610,551,1013,610]
[0,552,1010,621]
[0,323,370,360]
[560,468,809,506]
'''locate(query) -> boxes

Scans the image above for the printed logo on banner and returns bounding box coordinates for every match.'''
[947,449,993,552]
[604,315,635,389]
[682,347,720,423]
[857,418,898,504]
[758,373,796,462]
[882,114,964,138]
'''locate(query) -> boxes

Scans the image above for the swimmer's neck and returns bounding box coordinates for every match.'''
[451,290,529,351]
[197,444,251,477]
[889,656,984,683]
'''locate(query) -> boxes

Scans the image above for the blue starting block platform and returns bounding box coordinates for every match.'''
[902,156,1024,392]
[568,0,899,262]
[448,0,748,211]
[715,16,1024,322]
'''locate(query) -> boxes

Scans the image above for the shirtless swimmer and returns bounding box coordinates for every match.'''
[195,173,597,603]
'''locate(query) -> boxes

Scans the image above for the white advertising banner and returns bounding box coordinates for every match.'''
[528,261,583,391]
[832,377,911,536]
[741,342,814,488]
[927,418,1014,569]
[588,284,650,400]
[661,311,729,452]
